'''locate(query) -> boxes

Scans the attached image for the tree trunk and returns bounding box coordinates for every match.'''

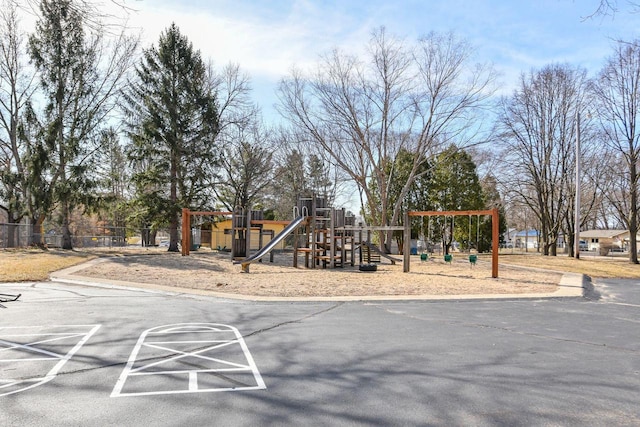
[169,213,179,252]
[168,150,180,252]
[384,230,393,253]
[542,222,550,255]
[629,160,639,263]
[567,231,575,258]
[29,215,45,247]
[61,201,73,250]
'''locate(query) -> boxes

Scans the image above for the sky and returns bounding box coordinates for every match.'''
[110,0,640,122]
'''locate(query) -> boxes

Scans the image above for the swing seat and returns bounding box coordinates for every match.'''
[469,254,477,265]
[444,254,452,263]
[420,253,428,261]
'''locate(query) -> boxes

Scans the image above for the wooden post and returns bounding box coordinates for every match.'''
[330,207,336,268]
[403,212,411,272]
[244,209,252,273]
[181,208,190,256]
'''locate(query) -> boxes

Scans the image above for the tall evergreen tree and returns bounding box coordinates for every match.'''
[125,23,219,252]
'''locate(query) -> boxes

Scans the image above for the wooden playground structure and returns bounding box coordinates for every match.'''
[180,200,500,278]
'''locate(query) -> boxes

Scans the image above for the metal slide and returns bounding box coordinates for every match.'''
[233,216,305,270]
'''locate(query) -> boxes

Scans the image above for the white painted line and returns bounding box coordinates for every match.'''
[111,323,266,397]
[0,339,64,358]
[0,325,101,397]
[134,340,247,372]
[189,371,198,391]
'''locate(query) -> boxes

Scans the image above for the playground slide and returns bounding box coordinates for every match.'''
[233,216,305,269]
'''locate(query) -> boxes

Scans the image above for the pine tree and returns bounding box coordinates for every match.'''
[125,23,219,252]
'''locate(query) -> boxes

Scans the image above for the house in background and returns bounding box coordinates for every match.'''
[501,228,518,247]
[579,229,629,253]
[513,229,539,249]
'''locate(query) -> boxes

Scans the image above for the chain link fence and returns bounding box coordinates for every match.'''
[0,223,173,249]
[0,223,39,248]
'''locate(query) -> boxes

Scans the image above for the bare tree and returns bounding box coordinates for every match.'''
[0,0,37,245]
[584,0,640,18]
[204,62,274,212]
[592,39,640,263]
[9,0,136,32]
[497,64,592,256]
[214,121,275,211]
[278,27,496,251]
[211,63,258,135]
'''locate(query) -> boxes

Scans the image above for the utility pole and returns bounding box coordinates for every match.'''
[574,111,581,259]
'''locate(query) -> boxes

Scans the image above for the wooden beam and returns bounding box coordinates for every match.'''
[408,209,495,217]
[188,211,232,216]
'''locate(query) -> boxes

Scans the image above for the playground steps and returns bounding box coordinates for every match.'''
[361,244,381,263]
[315,254,343,267]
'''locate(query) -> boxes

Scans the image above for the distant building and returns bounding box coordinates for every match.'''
[513,229,538,249]
[579,229,629,252]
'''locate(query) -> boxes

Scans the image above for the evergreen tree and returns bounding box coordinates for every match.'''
[125,23,219,252]
[93,128,129,244]
[428,146,485,254]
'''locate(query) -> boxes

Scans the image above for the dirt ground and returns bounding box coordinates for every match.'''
[72,249,563,298]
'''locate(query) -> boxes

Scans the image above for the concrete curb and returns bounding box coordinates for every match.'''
[49,258,587,302]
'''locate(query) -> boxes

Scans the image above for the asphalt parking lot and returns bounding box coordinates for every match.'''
[1,278,639,426]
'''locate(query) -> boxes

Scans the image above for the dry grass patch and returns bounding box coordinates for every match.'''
[0,249,95,282]
[498,253,640,278]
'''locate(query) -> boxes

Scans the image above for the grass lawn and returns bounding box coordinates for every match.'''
[497,253,640,279]
[0,249,95,282]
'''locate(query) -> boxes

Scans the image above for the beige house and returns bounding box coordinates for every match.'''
[579,229,630,253]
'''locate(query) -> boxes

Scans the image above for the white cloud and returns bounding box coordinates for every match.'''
[123,0,374,80]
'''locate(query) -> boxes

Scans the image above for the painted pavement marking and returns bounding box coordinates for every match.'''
[111,323,266,397]
[0,325,101,396]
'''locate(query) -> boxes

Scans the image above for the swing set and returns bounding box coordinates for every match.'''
[402,208,500,278]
